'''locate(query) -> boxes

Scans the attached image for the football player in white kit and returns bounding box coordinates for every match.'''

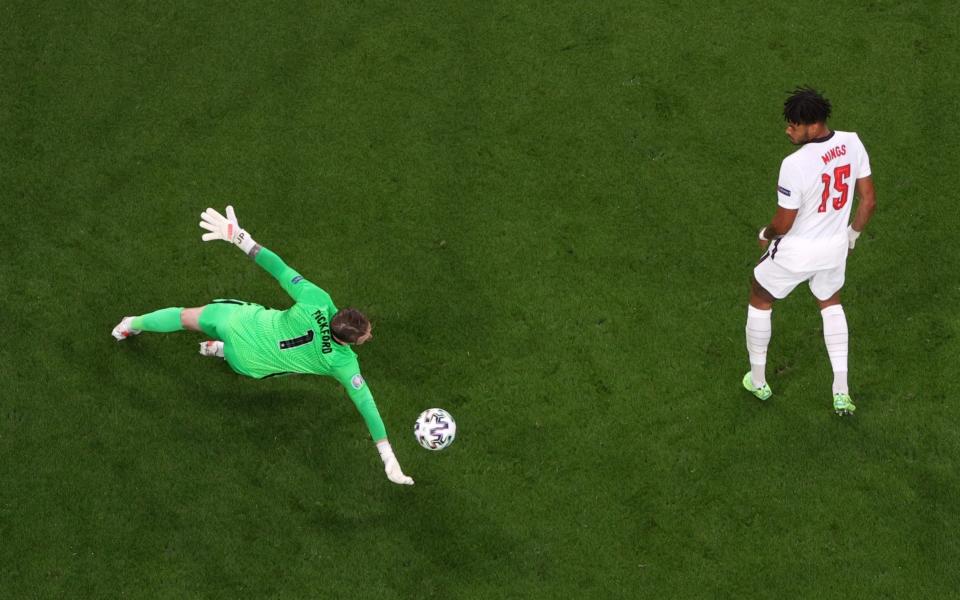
[743,87,877,415]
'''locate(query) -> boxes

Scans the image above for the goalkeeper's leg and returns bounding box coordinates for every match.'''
[179,307,205,332]
[114,301,248,363]
[112,306,207,341]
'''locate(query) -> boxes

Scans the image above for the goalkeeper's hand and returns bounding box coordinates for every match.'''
[200,205,257,254]
[385,457,414,485]
[847,225,861,250]
[377,439,414,485]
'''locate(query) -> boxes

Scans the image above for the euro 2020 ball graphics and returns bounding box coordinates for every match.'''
[414,408,456,451]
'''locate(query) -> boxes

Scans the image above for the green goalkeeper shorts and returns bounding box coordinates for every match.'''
[198,299,258,340]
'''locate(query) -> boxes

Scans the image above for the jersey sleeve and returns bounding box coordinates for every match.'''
[335,365,387,442]
[255,247,331,304]
[776,159,802,209]
[855,134,872,179]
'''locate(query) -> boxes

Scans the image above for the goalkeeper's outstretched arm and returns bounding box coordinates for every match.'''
[200,206,316,302]
[346,379,415,486]
[251,245,314,302]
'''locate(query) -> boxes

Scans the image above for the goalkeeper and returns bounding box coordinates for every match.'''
[112,206,414,485]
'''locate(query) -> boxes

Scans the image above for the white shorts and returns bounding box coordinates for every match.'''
[753,254,846,301]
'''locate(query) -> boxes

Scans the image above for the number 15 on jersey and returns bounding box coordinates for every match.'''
[819,164,851,212]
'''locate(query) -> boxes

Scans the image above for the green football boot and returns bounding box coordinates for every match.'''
[833,393,856,416]
[742,372,772,401]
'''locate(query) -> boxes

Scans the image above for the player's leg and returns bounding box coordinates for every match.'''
[810,266,854,415]
[816,290,846,397]
[113,303,235,361]
[179,307,205,331]
[743,277,774,399]
[743,256,782,399]
[113,306,188,340]
[195,300,249,358]
[744,258,804,400]
[180,307,224,357]
[749,275,776,311]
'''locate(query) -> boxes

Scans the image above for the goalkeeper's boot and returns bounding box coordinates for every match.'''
[112,316,142,341]
[199,340,225,358]
[742,372,772,400]
[833,393,856,416]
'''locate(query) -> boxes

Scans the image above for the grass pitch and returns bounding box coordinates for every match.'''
[2,1,959,598]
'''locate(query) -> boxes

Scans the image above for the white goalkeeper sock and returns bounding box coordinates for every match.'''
[746,305,772,387]
[821,305,849,394]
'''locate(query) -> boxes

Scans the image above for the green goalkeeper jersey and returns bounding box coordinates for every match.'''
[207,247,386,441]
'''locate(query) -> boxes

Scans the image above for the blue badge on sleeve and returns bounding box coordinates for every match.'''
[291,275,304,284]
[777,185,791,197]
[351,374,365,390]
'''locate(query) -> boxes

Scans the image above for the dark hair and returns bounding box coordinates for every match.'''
[783,86,831,124]
[331,308,370,343]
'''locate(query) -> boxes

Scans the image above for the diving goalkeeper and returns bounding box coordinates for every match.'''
[111,206,414,485]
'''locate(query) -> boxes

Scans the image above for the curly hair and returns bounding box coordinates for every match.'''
[783,86,832,125]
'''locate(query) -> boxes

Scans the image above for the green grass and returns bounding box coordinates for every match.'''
[2,1,959,597]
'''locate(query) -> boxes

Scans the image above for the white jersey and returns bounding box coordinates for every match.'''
[771,130,871,271]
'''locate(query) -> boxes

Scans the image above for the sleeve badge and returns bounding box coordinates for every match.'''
[351,374,365,390]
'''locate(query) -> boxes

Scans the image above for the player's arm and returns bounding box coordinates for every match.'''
[760,161,801,248]
[341,374,414,486]
[847,176,876,249]
[199,206,317,301]
[758,206,799,249]
[251,246,316,301]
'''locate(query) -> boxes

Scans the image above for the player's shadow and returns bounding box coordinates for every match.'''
[179,375,356,464]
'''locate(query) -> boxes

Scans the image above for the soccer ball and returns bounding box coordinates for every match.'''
[414,408,457,451]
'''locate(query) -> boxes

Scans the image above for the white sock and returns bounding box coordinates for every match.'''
[745,305,772,387]
[821,305,849,394]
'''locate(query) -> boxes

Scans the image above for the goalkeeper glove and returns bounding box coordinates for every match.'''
[377,439,414,485]
[847,225,861,250]
[199,205,257,255]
